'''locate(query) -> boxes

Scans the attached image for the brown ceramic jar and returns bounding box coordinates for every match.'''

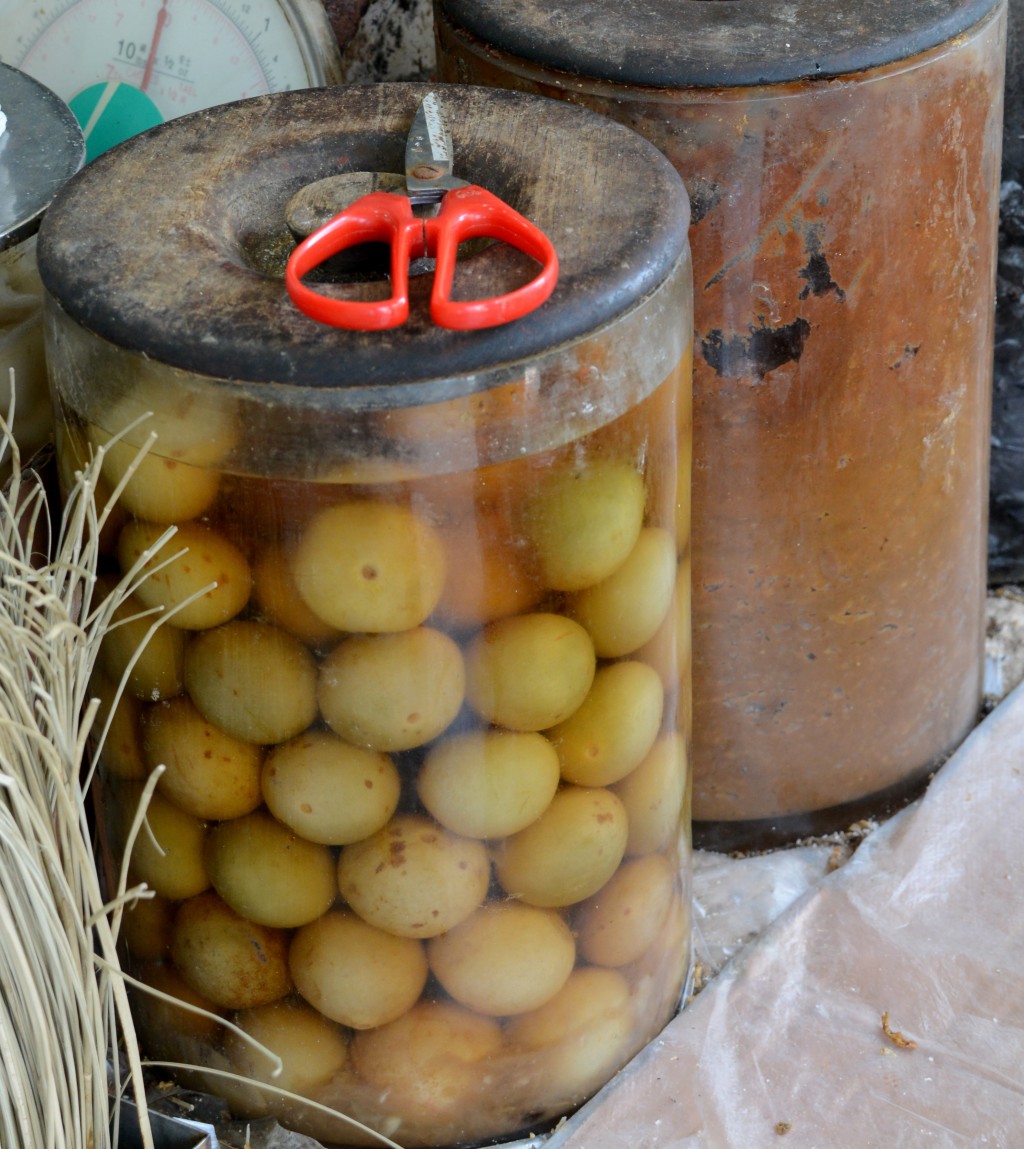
[436,0,1006,846]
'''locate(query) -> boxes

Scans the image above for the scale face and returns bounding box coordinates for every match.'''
[0,0,343,161]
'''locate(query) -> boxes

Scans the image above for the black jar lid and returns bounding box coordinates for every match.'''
[36,83,689,389]
[0,64,84,252]
[437,0,1002,89]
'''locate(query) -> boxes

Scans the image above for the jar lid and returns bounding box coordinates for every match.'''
[0,64,84,252]
[36,83,689,389]
[437,0,1002,89]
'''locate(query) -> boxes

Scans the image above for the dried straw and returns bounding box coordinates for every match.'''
[0,400,154,1149]
[0,397,403,1149]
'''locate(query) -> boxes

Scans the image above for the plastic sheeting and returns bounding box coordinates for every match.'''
[544,680,1024,1148]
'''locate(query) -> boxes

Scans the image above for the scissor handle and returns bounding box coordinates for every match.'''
[426,186,559,331]
[285,191,417,331]
[285,187,559,332]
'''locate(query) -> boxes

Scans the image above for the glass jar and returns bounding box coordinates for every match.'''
[436,0,1006,847]
[0,63,83,480]
[39,83,693,1147]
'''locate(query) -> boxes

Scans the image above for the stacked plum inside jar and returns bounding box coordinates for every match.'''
[61,352,691,1147]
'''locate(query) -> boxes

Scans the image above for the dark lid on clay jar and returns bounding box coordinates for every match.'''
[436,0,1003,88]
[35,83,689,390]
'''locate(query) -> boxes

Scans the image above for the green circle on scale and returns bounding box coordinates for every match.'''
[69,82,164,162]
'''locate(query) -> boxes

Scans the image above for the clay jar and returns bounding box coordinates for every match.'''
[435,0,1007,846]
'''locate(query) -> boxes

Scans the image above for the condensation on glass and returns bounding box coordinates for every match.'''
[38,84,694,1147]
[435,0,1006,847]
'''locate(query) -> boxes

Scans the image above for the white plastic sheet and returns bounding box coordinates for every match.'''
[545,680,1024,1148]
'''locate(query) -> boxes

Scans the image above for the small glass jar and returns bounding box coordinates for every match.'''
[39,83,693,1147]
[436,0,1006,847]
[0,63,83,479]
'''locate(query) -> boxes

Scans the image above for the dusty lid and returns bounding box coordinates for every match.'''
[437,0,1003,89]
[0,64,84,252]
[36,83,689,389]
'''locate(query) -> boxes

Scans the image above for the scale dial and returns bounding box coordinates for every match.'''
[0,0,343,160]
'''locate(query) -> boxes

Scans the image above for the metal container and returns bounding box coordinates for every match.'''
[39,83,693,1147]
[0,63,83,478]
[436,0,1006,847]
[117,1100,217,1149]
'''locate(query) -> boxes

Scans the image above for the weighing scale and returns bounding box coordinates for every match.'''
[0,0,344,161]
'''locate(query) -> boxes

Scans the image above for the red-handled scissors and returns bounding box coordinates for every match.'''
[285,92,559,332]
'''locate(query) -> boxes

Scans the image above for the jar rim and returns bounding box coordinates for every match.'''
[37,83,690,390]
[437,0,1004,89]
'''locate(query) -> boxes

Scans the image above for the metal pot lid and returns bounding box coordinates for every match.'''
[36,83,690,388]
[437,0,1003,89]
[0,64,84,252]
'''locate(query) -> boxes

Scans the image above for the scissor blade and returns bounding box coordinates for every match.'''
[405,92,456,203]
[286,171,406,237]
